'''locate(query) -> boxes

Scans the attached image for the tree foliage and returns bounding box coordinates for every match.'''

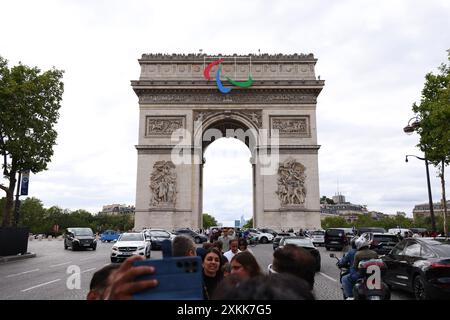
[202,213,218,229]
[411,52,449,235]
[0,56,64,226]
[243,218,253,229]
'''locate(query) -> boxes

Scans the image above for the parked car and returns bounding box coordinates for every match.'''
[144,229,174,250]
[410,228,428,235]
[324,228,354,251]
[310,230,325,246]
[257,228,278,237]
[382,237,450,300]
[100,230,121,242]
[64,227,97,251]
[110,232,151,262]
[278,236,321,271]
[360,232,400,255]
[272,232,296,250]
[173,228,208,244]
[388,228,412,238]
[247,228,274,244]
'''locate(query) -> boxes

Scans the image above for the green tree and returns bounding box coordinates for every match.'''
[320,196,335,204]
[0,56,64,227]
[411,52,450,235]
[321,216,350,229]
[19,197,46,234]
[243,218,253,229]
[202,213,218,229]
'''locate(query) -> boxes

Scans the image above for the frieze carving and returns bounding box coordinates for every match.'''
[140,53,316,61]
[270,116,310,137]
[194,110,262,128]
[138,92,317,105]
[146,116,185,136]
[276,159,307,206]
[150,161,177,207]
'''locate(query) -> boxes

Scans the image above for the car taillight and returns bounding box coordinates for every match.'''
[431,263,450,268]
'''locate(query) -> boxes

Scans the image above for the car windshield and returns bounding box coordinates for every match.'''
[283,238,313,247]
[149,231,169,237]
[326,229,344,237]
[72,228,93,236]
[119,233,144,241]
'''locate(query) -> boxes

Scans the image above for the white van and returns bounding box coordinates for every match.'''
[388,228,412,238]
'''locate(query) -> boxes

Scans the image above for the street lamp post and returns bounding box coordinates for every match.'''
[404,115,437,233]
[405,155,436,232]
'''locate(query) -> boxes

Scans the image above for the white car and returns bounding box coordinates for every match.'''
[310,230,325,246]
[248,229,274,243]
[110,232,151,262]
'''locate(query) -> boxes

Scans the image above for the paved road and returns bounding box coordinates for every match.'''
[0,239,414,300]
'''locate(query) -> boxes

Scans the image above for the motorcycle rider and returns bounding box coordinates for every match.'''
[337,237,357,271]
[341,236,378,299]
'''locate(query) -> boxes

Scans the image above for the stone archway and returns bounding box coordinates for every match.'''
[132,53,324,231]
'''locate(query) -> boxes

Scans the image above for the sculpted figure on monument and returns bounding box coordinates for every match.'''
[276,159,307,206]
[150,161,177,206]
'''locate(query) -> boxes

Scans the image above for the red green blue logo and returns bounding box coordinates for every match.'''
[203,58,253,94]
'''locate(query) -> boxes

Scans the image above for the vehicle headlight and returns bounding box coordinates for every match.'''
[112,246,118,251]
[73,238,80,242]
[138,246,145,250]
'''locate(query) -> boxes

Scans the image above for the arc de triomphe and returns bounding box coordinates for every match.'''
[132,53,324,231]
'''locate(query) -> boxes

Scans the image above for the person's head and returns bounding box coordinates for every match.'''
[238,238,248,251]
[221,262,231,277]
[355,236,370,251]
[229,239,239,253]
[87,263,120,300]
[172,235,196,257]
[212,273,314,300]
[202,248,222,277]
[212,240,223,253]
[230,251,262,279]
[228,229,234,236]
[271,244,316,290]
[202,242,213,250]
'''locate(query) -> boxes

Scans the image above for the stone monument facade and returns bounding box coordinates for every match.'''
[132,53,324,231]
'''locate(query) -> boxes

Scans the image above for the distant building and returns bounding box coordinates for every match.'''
[101,204,135,215]
[413,201,450,220]
[320,194,368,223]
[366,211,390,221]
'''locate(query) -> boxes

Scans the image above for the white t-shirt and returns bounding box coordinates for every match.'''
[224,249,241,262]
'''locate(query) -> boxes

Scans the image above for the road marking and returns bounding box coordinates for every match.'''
[6,269,40,278]
[319,272,338,282]
[49,261,72,268]
[81,268,97,274]
[80,257,96,262]
[21,279,61,292]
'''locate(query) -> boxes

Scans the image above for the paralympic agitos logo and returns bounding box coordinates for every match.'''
[203,58,253,94]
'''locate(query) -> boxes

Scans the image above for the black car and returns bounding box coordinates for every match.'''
[382,237,450,300]
[360,232,400,255]
[173,228,208,244]
[272,232,295,250]
[145,229,173,250]
[64,227,97,251]
[324,228,354,251]
[278,236,321,271]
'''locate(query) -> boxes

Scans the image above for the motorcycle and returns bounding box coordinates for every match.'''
[330,253,390,300]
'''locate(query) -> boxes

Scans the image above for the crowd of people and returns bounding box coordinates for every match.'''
[86,231,317,300]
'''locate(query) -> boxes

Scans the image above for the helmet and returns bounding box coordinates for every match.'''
[355,236,370,250]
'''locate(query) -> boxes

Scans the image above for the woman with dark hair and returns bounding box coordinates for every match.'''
[230,251,262,279]
[238,238,254,254]
[202,248,223,299]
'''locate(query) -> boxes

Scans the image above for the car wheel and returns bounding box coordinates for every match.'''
[111,257,117,263]
[325,247,329,251]
[64,244,68,250]
[194,237,201,244]
[92,246,97,251]
[260,237,268,244]
[413,276,428,300]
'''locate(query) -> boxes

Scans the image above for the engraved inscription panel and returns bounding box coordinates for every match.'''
[270,116,310,137]
[146,116,185,136]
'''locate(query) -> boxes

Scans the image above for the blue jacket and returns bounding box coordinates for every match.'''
[338,248,357,275]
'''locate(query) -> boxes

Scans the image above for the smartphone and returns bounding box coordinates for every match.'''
[132,256,204,300]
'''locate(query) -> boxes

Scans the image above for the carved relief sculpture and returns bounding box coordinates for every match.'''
[276,159,307,206]
[150,161,177,206]
[146,117,184,136]
[271,116,310,137]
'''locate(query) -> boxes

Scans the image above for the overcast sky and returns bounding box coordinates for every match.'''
[1,0,449,227]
